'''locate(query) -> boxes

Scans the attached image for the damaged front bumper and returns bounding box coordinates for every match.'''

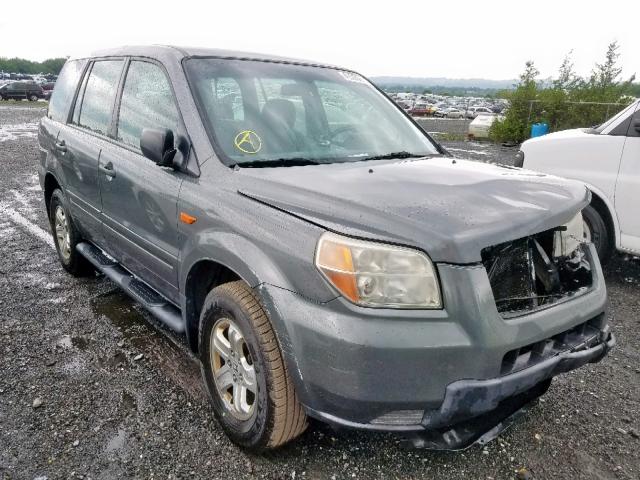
[408,326,615,449]
[257,243,612,449]
[307,326,614,442]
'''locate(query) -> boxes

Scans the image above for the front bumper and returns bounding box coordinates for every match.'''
[257,244,611,433]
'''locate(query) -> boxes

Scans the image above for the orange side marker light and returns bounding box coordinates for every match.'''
[180,212,197,225]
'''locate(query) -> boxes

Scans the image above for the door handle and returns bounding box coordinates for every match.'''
[99,162,116,178]
[55,140,67,153]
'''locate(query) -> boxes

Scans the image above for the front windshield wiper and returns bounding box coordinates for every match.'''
[229,158,322,168]
[358,151,430,161]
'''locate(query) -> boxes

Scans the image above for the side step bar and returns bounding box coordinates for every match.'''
[77,242,185,333]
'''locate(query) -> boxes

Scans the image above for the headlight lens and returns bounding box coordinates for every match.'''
[314,232,441,308]
[514,150,525,167]
[553,212,584,257]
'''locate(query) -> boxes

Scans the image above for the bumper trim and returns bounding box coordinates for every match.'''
[305,328,614,433]
[422,327,615,429]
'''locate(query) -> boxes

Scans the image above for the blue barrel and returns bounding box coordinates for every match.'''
[531,123,549,138]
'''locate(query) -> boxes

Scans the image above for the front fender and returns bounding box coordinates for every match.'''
[179,229,292,292]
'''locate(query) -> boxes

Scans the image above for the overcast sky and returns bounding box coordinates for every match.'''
[1,0,637,81]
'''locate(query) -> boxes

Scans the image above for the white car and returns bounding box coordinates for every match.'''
[518,99,640,261]
[466,106,494,119]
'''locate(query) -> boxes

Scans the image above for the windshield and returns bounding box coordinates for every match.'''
[185,58,440,167]
[594,100,638,133]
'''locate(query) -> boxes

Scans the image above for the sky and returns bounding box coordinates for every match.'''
[1,0,638,81]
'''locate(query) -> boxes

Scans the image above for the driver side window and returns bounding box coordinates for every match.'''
[117,61,179,150]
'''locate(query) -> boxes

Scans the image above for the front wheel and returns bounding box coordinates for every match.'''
[582,205,612,263]
[199,281,307,450]
[28,94,38,101]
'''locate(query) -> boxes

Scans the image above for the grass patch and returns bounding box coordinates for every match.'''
[0,100,48,108]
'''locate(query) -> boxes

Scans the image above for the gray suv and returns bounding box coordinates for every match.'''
[38,46,614,451]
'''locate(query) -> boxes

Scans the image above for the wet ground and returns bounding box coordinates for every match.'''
[1,105,639,480]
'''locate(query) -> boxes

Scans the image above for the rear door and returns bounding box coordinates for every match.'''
[57,59,124,245]
[615,103,640,253]
[39,59,87,203]
[98,59,184,303]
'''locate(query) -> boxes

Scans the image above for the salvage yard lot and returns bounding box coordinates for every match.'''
[0,105,639,480]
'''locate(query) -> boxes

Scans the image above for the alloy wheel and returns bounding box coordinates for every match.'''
[210,317,257,421]
[54,206,71,261]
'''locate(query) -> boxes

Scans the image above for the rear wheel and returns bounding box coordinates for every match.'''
[199,280,307,450]
[582,205,612,263]
[28,94,38,101]
[49,189,94,276]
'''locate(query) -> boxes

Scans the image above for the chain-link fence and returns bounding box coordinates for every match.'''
[526,100,628,131]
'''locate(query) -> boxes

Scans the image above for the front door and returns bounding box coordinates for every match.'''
[98,59,184,303]
[615,103,640,253]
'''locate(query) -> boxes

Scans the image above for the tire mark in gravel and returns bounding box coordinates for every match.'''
[4,205,54,248]
[1,179,207,404]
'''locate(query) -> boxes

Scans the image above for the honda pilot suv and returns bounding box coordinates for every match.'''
[38,46,614,451]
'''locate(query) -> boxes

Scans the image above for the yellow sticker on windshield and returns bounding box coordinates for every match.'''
[234,130,262,154]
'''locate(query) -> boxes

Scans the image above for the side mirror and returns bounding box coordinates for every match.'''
[634,120,640,133]
[140,128,176,167]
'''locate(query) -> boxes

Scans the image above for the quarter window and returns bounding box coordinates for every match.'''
[76,60,123,135]
[117,61,179,150]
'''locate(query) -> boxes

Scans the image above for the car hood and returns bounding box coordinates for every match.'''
[523,128,591,146]
[236,157,589,264]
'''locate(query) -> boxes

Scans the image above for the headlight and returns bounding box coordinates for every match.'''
[314,232,441,309]
[553,212,584,257]
[514,150,525,167]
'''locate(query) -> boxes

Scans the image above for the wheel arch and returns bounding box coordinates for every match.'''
[180,233,293,354]
[584,184,619,251]
[43,172,63,216]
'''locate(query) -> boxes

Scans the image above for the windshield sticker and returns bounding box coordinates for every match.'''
[339,71,367,84]
[234,130,262,154]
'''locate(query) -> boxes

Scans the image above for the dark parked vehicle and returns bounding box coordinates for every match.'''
[39,46,614,451]
[1,81,45,101]
[41,82,55,100]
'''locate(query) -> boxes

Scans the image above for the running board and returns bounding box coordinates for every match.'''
[76,242,185,333]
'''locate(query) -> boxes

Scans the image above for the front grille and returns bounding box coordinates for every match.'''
[500,315,603,375]
[482,226,593,317]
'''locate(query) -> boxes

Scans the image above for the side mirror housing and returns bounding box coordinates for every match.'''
[140,128,176,167]
[634,120,640,133]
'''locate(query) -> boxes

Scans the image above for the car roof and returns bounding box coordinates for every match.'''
[80,45,342,70]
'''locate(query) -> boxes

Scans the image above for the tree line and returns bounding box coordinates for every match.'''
[0,57,67,75]
[490,42,638,143]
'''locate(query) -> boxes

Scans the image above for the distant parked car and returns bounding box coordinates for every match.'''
[0,81,45,101]
[444,108,465,119]
[409,103,432,116]
[518,99,640,261]
[466,106,495,119]
[41,82,55,100]
[468,114,500,139]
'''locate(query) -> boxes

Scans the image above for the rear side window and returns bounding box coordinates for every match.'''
[116,61,179,149]
[48,60,86,123]
[76,60,123,135]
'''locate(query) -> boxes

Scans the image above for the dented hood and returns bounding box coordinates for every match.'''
[237,157,590,264]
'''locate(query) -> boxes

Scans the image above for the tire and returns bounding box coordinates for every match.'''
[28,94,38,102]
[582,204,612,263]
[48,189,94,276]
[199,280,307,450]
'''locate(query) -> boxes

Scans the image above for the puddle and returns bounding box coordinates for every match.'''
[71,335,92,350]
[0,122,38,142]
[105,428,127,453]
[120,391,137,412]
[91,290,206,402]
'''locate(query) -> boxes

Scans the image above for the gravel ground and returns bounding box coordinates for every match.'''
[0,105,638,480]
